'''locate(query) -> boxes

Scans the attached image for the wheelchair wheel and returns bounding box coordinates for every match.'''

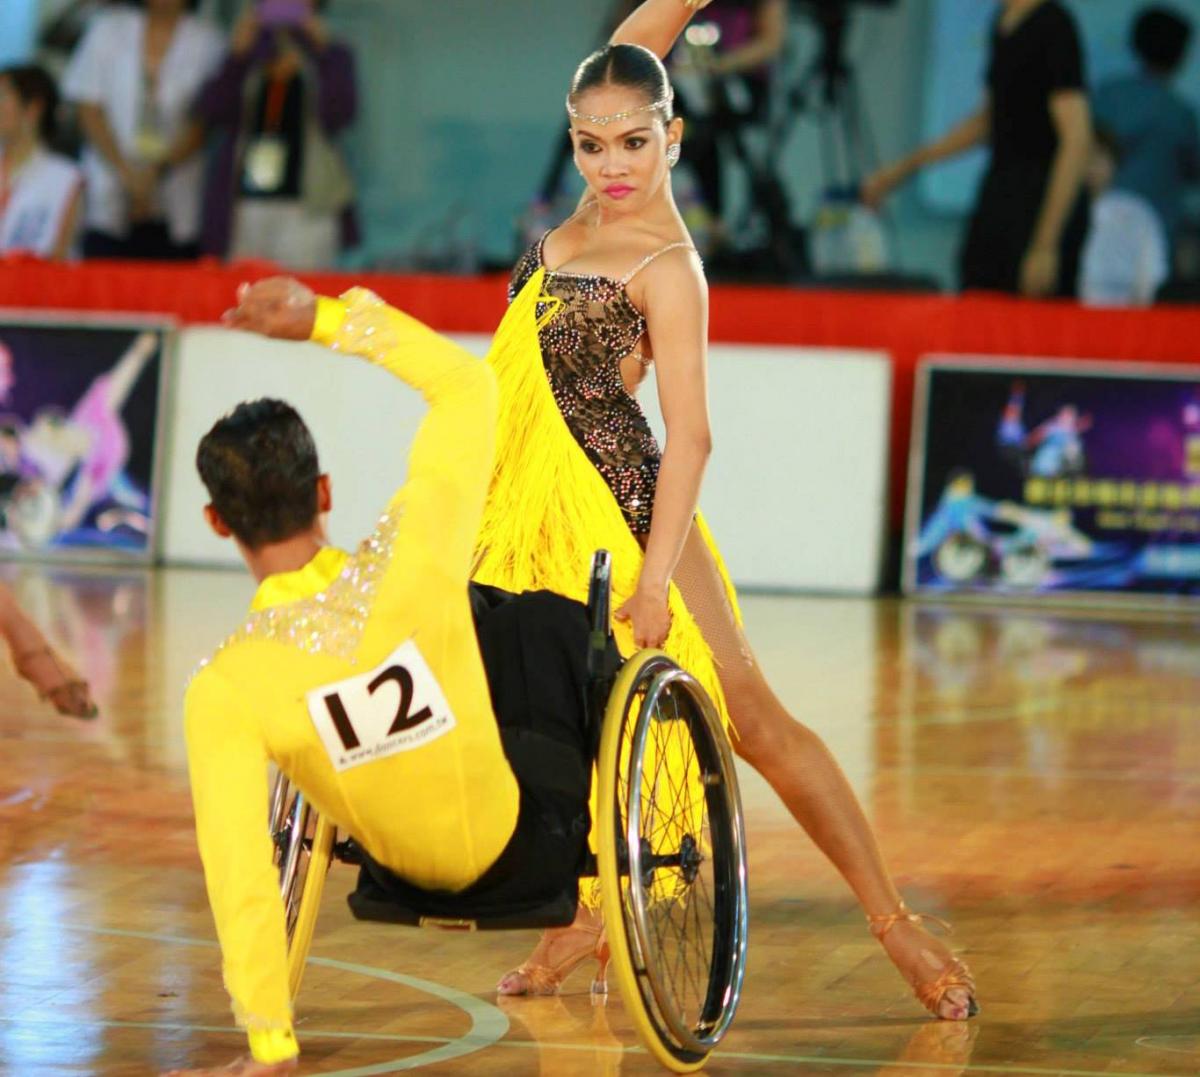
[269,770,335,999]
[596,650,749,1073]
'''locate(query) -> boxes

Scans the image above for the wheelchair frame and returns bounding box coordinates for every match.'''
[268,551,749,1073]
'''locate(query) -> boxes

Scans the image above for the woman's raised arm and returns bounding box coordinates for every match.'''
[611,0,711,59]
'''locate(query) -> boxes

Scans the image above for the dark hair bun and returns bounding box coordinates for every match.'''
[569,43,674,124]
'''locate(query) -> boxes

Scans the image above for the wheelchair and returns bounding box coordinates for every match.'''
[268,551,749,1072]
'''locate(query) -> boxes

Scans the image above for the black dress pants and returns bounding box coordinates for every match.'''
[959,160,1089,298]
[354,586,595,917]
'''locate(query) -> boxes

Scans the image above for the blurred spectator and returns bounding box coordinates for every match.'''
[670,0,786,233]
[62,0,224,260]
[1092,6,1199,252]
[38,1,118,73]
[196,1,358,270]
[864,0,1091,298]
[1078,127,1168,306]
[0,65,82,260]
[528,1,633,229]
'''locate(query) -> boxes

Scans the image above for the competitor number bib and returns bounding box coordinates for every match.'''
[306,641,457,772]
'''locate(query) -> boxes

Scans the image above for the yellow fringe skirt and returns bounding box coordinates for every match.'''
[472,269,742,905]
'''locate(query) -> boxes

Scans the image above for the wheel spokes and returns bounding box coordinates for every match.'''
[622,669,725,1052]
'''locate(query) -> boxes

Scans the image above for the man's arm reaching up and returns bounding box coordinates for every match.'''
[223,278,498,598]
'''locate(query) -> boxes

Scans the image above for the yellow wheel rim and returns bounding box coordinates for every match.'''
[287,812,334,1001]
[597,650,710,1074]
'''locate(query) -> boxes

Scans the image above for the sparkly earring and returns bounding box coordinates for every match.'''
[666,143,682,168]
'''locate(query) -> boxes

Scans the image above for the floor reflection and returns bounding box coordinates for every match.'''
[0,573,1196,1074]
[496,995,626,1076]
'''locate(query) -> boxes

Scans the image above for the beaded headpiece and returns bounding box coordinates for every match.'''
[565,88,674,127]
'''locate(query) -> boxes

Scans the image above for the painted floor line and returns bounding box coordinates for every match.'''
[32,924,1189,1077]
[0,1013,1188,1077]
[44,924,508,1077]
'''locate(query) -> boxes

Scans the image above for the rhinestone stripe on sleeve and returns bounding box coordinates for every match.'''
[196,508,403,672]
[325,287,401,364]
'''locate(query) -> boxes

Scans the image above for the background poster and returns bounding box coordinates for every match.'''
[0,320,170,561]
[905,358,1200,600]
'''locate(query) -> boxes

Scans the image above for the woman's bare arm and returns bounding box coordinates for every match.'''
[1024,90,1090,268]
[618,251,712,647]
[76,102,133,185]
[51,184,84,261]
[712,0,787,76]
[611,0,708,59]
[862,99,990,208]
[1013,90,1090,298]
[76,101,154,213]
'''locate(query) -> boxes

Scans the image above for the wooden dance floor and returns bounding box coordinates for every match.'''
[0,563,1196,1075]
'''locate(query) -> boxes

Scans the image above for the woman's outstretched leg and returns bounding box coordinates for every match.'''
[669,525,976,1021]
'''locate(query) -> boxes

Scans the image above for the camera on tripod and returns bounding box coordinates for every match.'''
[788,0,897,107]
[702,0,896,281]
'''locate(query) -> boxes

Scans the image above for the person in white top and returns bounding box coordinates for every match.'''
[1079,126,1170,306]
[62,0,224,260]
[0,65,83,261]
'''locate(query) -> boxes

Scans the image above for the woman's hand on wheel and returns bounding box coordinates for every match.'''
[616,586,672,648]
[223,278,317,341]
[162,1055,299,1077]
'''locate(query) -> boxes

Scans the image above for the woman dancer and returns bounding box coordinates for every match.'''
[474,0,977,1020]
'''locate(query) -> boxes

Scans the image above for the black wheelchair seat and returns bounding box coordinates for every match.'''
[346,849,579,931]
[347,870,578,931]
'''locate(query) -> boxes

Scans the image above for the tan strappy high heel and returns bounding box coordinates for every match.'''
[868,902,979,1021]
[497,915,610,997]
[13,645,98,719]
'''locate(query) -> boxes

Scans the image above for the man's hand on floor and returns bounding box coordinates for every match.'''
[162,1054,299,1076]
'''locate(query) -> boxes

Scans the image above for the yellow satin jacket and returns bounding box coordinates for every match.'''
[184,291,518,1063]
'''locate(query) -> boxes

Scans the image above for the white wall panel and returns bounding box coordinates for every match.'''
[640,345,892,593]
[162,330,890,593]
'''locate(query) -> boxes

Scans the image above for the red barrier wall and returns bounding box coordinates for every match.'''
[3,257,1198,525]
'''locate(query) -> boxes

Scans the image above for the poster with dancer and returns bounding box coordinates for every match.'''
[905,357,1200,601]
[0,318,171,562]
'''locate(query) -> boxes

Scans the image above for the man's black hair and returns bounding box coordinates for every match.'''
[196,399,321,549]
[1132,6,1192,75]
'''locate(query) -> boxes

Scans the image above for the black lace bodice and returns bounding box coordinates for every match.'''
[508,235,665,534]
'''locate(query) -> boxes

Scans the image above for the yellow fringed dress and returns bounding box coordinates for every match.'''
[472,266,742,740]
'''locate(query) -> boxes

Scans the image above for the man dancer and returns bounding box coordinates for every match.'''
[168,278,596,1076]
